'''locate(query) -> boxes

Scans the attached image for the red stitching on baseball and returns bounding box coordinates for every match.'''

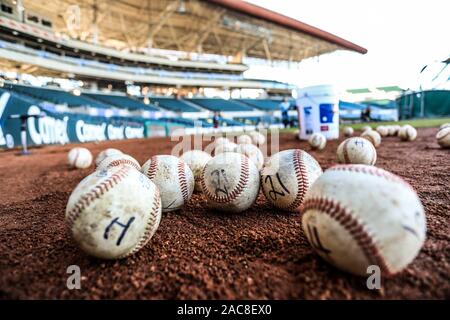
[301,197,393,276]
[119,187,161,258]
[146,156,158,180]
[328,164,414,191]
[66,166,130,230]
[107,159,140,171]
[282,150,308,211]
[437,129,450,141]
[201,154,250,203]
[342,139,351,163]
[177,160,189,202]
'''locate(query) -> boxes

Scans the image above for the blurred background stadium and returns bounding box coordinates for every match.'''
[0,0,448,148]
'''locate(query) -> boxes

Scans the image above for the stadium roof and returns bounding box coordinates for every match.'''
[22,0,367,62]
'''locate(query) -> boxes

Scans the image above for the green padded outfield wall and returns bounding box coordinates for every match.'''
[397,90,450,119]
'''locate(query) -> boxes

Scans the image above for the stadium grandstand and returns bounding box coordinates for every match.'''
[0,0,367,148]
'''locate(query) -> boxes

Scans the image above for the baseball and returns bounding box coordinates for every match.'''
[301,164,426,276]
[237,134,253,145]
[343,127,354,137]
[361,125,372,133]
[308,133,327,150]
[95,148,123,166]
[337,137,377,165]
[65,166,162,259]
[436,127,450,148]
[439,123,450,130]
[261,149,322,211]
[214,141,238,155]
[399,125,417,141]
[180,150,213,192]
[236,143,264,170]
[250,131,266,145]
[96,153,141,171]
[214,137,230,145]
[376,126,389,137]
[201,152,260,213]
[387,125,397,136]
[361,129,381,147]
[68,147,93,169]
[392,125,402,136]
[142,155,194,212]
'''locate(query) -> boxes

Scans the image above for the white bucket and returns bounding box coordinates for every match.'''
[296,85,340,140]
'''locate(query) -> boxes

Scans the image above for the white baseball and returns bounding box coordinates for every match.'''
[65,166,162,259]
[436,127,450,148]
[68,147,93,169]
[237,134,253,145]
[214,141,238,155]
[387,125,397,136]
[142,155,194,212]
[392,125,402,136]
[261,149,322,211]
[439,123,450,130]
[361,125,372,133]
[201,152,260,213]
[361,130,381,147]
[308,133,327,150]
[250,131,266,145]
[95,148,123,166]
[343,127,354,137]
[376,126,389,137]
[236,143,264,170]
[214,137,229,145]
[96,154,141,171]
[180,150,212,192]
[337,137,377,165]
[399,125,417,141]
[301,164,426,276]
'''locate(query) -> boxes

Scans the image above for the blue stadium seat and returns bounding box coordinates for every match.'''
[237,99,280,110]
[85,93,159,111]
[188,98,254,111]
[149,98,200,112]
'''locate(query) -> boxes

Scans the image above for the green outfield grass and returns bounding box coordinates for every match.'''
[281,117,450,133]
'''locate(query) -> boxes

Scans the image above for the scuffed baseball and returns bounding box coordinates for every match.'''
[376,126,389,137]
[261,149,322,211]
[436,127,450,148]
[361,125,372,133]
[399,125,417,141]
[95,148,123,166]
[308,133,327,150]
[387,125,397,136]
[201,152,260,213]
[142,155,194,212]
[392,125,402,136]
[214,137,230,145]
[237,134,253,145]
[65,166,162,259]
[96,154,141,171]
[337,137,377,165]
[236,143,264,170]
[439,123,450,130]
[301,164,426,276]
[68,147,93,169]
[180,150,213,192]
[361,130,381,147]
[343,127,354,137]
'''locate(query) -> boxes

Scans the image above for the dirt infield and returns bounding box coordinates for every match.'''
[0,128,449,299]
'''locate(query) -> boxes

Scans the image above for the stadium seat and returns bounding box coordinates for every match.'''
[149,98,201,112]
[84,93,159,111]
[188,98,254,112]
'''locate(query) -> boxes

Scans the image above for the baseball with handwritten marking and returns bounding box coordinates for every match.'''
[337,137,377,165]
[96,153,141,171]
[301,164,426,276]
[180,150,213,192]
[201,152,260,213]
[67,147,93,169]
[261,149,322,211]
[142,155,194,212]
[308,133,327,150]
[436,127,450,148]
[65,166,162,259]
[361,129,381,147]
[95,148,123,166]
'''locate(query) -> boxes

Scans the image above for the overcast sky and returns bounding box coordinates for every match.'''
[244,0,450,90]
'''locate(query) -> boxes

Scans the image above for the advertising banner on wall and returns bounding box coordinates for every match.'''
[0,89,147,149]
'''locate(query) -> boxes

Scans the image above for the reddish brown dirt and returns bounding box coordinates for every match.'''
[0,128,449,299]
